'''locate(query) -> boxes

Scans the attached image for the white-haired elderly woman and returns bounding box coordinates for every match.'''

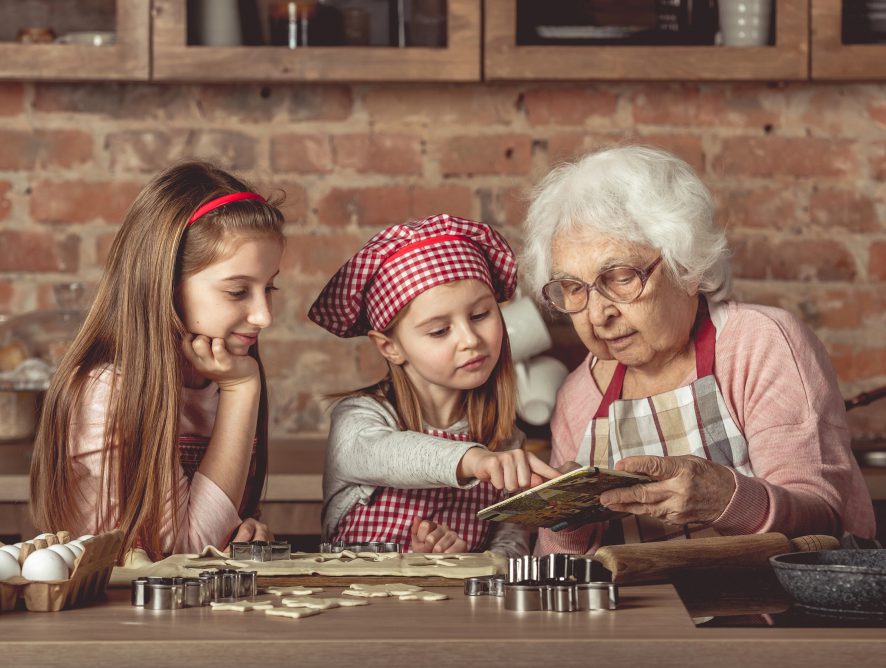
[523,146,875,555]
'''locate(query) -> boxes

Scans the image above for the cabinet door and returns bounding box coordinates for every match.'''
[812,0,886,79]
[485,0,809,81]
[0,0,149,81]
[152,0,480,82]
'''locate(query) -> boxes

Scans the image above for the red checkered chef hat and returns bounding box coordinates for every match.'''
[308,214,518,338]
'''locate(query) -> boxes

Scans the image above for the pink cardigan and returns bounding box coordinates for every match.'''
[68,368,242,554]
[536,301,876,555]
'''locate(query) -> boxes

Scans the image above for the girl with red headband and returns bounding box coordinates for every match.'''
[31,161,285,560]
[309,214,559,556]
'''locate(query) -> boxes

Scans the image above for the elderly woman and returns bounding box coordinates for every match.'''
[523,146,876,554]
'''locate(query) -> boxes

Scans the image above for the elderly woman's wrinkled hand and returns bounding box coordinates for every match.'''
[598,455,736,526]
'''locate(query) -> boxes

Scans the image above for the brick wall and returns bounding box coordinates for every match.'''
[1,81,884,442]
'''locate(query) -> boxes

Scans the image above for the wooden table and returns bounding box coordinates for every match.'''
[0,585,883,666]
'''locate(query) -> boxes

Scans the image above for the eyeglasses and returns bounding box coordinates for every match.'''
[542,256,663,314]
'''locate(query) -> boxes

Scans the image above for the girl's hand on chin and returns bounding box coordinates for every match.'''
[182,334,259,389]
[459,448,561,492]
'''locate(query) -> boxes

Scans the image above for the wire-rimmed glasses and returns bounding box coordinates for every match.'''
[542,257,663,314]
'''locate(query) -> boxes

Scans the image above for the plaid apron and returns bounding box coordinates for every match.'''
[334,428,502,552]
[576,303,754,543]
[179,434,259,518]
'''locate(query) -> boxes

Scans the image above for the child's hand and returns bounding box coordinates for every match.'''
[410,517,468,554]
[181,334,259,389]
[458,448,561,492]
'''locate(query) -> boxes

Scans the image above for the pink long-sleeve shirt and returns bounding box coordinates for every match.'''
[536,301,876,556]
[69,367,242,553]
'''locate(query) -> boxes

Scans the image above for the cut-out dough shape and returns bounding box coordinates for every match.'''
[265,607,323,619]
[315,596,370,607]
[349,583,422,594]
[398,591,449,602]
[210,601,276,612]
[342,588,389,598]
[282,598,340,610]
[266,586,323,596]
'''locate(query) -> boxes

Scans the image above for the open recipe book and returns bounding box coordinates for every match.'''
[477,466,652,531]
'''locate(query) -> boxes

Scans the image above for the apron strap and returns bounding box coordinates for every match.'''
[593,297,715,419]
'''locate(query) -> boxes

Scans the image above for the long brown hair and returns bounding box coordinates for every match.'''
[30,161,285,560]
[350,307,518,452]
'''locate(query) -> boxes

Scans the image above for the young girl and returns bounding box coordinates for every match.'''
[309,214,558,556]
[30,161,285,560]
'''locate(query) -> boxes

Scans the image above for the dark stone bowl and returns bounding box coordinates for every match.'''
[770,549,886,615]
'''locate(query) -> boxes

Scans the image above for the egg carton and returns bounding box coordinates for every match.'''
[0,529,124,612]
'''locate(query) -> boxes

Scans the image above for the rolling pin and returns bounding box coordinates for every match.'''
[592,532,840,584]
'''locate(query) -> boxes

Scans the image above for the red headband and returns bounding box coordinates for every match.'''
[188,192,266,225]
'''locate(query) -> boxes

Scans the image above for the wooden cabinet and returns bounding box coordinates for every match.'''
[152,0,480,82]
[0,1,149,81]
[812,0,886,79]
[1,2,886,85]
[484,0,809,81]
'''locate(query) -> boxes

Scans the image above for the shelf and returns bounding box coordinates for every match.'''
[151,0,480,82]
[812,0,886,79]
[484,0,809,81]
[0,1,149,81]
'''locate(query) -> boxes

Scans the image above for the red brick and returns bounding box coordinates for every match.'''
[195,85,285,122]
[870,242,886,281]
[712,138,857,179]
[0,129,92,170]
[96,232,118,268]
[252,180,309,225]
[632,85,781,128]
[438,135,532,176]
[0,281,13,311]
[868,141,886,181]
[478,186,529,228]
[717,187,800,231]
[364,85,520,126]
[287,86,353,121]
[30,180,144,224]
[829,344,886,383]
[411,185,474,219]
[269,389,328,432]
[0,83,24,116]
[730,236,857,282]
[524,86,618,125]
[356,339,388,382]
[0,181,11,221]
[795,289,886,330]
[271,135,333,174]
[545,132,704,174]
[315,186,412,228]
[866,100,886,127]
[280,231,368,276]
[332,134,423,175]
[33,84,193,119]
[262,339,360,391]
[107,130,256,172]
[0,231,79,272]
[810,189,880,233]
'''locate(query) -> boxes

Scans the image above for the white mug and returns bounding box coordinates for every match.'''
[718,0,772,47]
[501,296,552,363]
[196,0,242,46]
[515,356,569,426]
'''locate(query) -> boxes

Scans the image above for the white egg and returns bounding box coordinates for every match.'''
[76,534,95,542]
[65,541,84,556]
[0,544,21,560]
[0,550,21,581]
[47,544,77,570]
[21,549,69,581]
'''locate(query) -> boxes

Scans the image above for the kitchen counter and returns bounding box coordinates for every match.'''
[0,584,883,666]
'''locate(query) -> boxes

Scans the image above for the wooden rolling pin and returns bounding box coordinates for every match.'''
[593,532,839,584]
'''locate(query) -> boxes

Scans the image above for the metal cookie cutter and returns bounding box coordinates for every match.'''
[230,540,292,562]
[319,541,402,554]
[501,556,618,613]
[464,575,492,596]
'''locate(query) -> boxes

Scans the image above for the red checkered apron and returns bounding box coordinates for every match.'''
[179,434,259,518]
[333,428,502,552]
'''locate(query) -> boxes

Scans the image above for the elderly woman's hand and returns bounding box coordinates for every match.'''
[598,455,736,526]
